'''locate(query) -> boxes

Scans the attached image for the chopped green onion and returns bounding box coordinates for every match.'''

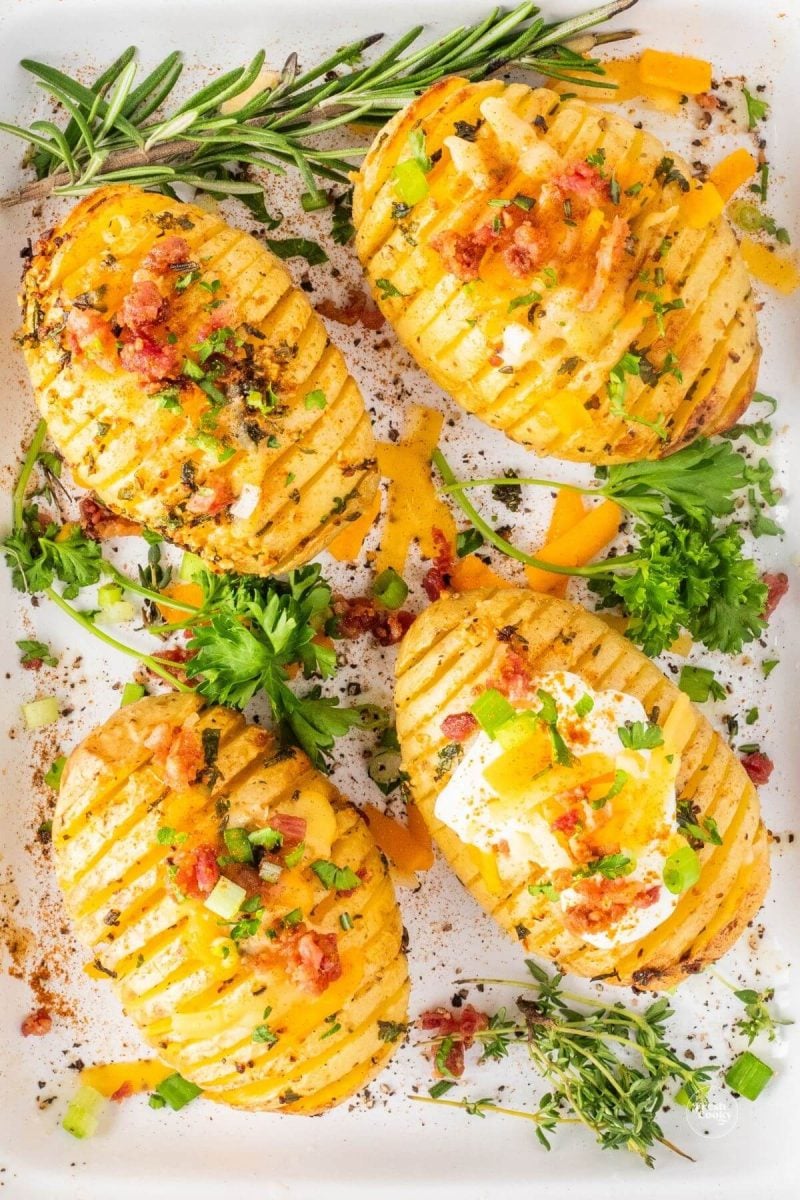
[223,827,254,864]
[392,158,429,206]
[372,567,409,610]
[203,875,246,919]
[62,1084,106,1139]
[179,551,205,581]
[494,711,538,750]
[300,190,329,213]
[340,912,354,931]
[429,1079,456,1099]
[304,389,327,410]
[311,859,361,892]
[97,582,123,607]
[44,754,66,790]
[22,696,59,729]
[153,1072,202,1111]
[574,694,594,718]
[725,1051,774,1100]
[120,682,146,707]
[470,688,515,738]
[283,907,303,926]
[662,845,701,895]
[248,826,283,850]
[284,842,305,869]
[368,747,406,795]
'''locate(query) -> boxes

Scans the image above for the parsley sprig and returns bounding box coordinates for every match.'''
[435,436,773,657]
[413,961,712,1166]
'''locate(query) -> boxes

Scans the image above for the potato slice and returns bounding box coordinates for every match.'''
[353,80,759,464]
[53,694,408,1112]
[20,185,378,574]
[395,588,769,988]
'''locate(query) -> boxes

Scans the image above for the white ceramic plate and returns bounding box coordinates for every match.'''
[0,1,798,1196]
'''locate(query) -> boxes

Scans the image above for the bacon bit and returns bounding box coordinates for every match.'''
[551,808,582,835]
[553,160,609,202]
[119,279,165,332]
[441,712,479,741]
[490,649,533,701]
[333,595,414,645]
[79,495,143,541]
[562,876,664,936]
[260,926,342,994]
[740,751,774,785]
[419,1004,489,1078]
[221,858,275,901]
[423,526,455,600]
[163,726,205,791]
[695,92,720,111]
[579,214,630,312]
[143,235,192,273]
[175,844,220,899]
[762,571,788,619]
[374,609,415,646]
[141,646,197,688]
[110,1082,135,1103]
[21,1007,52,1037]
[119,333,181,383]
[270,813,307,847]
[316,288,385,330]
[186,479,235,517]
[430,226,494,282]
[64,307,118,373]
[503,222,549,278]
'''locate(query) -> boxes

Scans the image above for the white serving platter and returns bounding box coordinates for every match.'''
[0,1,798,1197]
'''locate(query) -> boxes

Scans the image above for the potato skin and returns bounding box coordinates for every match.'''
[20,185,378,574]
[53,694,408,1113]
[395,589,770,989]
[353,79,759,464]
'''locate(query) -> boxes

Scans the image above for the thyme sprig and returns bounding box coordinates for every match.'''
[412,961,712,1167]
[0,1,637,210]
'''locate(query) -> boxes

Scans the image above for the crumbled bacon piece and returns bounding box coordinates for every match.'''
[551,807,582,835]
[333,595,414,645]
[259,925,342,994]
[490,649,533,701]
[21,1007,52,1037]
[695,92,720,110]
[175,843,220,899]
[503,222,549,278]
[270,813,307,847]
[110,1081,135,1103]
[419,1004,490,1077]
[430,226,495,281]
[316,288,385,330]
[119,279,165,332]
[740,751,774,785]
[143,235,192,274]
[633,885,661,909]
[579,214,630,312]
[119,333,180,383]
[441,712,479,741]
[64,307,118,373]
[553,160,609,202]
[762,572,788,619]
[373,609,415,646]
[141,646,197,688]
[79,495,143,541]
[562,876,664,936]
[186,479,235,517]
[423,526,455,600]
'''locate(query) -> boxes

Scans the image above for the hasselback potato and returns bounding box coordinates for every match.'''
[53,693,408,1112]
[353,79,759,463]
[20,185,378,574]
[395,589,769,989]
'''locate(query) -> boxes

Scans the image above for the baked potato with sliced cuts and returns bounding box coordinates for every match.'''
[20,185,378,574]
[395,588,770,989]
[53,693,408,1112]
[353,78,760,464]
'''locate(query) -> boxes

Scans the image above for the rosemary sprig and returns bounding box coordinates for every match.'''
[412,961,712,1166]
[0,1,637,210]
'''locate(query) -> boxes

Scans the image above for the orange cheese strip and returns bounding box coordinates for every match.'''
[362,803,434,872]
[451,553,513,592]
[741,237,800,294]
[80,1059,172,1098]
[156,580,203,625]
[708,148,758,202]
[524,499,622,593]
[539,489,586,597]
[681,180,724,230]
[327,490,381,562]
[375,405,456,573]
[639,49,712,95]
